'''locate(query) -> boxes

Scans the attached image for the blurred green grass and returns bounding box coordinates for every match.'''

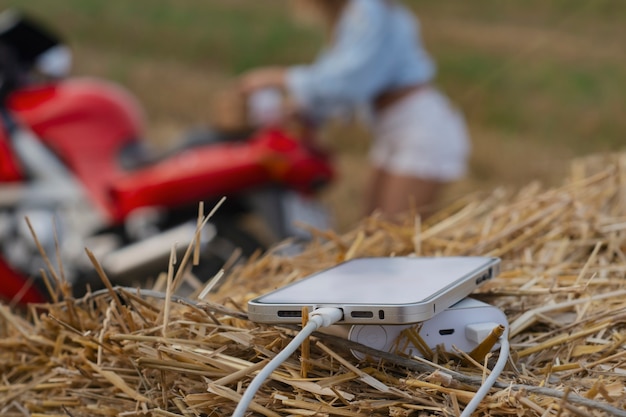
[4,0,625,229]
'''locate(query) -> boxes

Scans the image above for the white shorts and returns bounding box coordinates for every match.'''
[370,87,470,181]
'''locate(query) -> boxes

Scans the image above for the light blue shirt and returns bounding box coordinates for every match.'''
[286,0,435,121]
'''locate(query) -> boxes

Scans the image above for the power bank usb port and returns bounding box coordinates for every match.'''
[475,268,493,285]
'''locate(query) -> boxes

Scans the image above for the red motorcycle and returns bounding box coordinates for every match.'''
[0,11,334,305]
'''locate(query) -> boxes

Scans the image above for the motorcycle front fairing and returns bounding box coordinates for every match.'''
[5,78,145,221]
[0,78,147,301]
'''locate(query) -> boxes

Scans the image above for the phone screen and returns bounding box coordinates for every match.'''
[253,257,495,305]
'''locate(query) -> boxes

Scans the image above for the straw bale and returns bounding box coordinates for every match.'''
[1,152,626,416]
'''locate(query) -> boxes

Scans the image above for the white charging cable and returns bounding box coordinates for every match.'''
[233,307,344,417]
[460,327,510,417]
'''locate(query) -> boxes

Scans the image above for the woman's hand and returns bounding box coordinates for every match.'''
[237,67,311,130]
[239,67,287,95]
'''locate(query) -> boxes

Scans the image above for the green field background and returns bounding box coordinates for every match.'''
[5,0,625,230]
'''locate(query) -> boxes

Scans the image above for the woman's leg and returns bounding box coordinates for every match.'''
[364,166,384,216]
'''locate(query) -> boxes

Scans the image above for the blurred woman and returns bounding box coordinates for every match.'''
[239,0,470,220]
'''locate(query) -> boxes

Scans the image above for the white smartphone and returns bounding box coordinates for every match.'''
[247,256,500,325]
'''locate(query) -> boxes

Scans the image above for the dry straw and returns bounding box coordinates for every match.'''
[1,153,626,416]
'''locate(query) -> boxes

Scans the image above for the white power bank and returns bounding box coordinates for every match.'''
[338,298,507,359]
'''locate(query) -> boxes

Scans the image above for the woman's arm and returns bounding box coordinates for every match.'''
[286,0,395,113]
[238,0,397,122]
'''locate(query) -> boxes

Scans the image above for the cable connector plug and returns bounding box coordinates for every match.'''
[309,307,344,327]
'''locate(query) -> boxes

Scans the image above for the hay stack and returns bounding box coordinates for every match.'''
[1,153,626,416]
